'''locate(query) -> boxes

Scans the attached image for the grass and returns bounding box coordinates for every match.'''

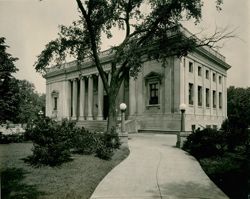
[0,142,129,199]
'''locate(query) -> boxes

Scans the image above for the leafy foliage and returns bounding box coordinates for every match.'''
[0,37,20,123]
[0,37,45,124]
[24,118,73,166]
[183,119,249,199]
[16,80,45,124]
[0,132,24,144]
[183,128,226,159]
[96,128,121,160]
[71,128,100,155]
[25,117,121,166]
[227,86,250,129]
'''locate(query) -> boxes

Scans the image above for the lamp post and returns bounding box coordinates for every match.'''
[179,103,186,132]
[119,103,127,134]
[38,110,43,118]
[177,103,186,148]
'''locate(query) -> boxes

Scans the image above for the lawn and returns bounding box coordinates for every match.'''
[0,142,129,199]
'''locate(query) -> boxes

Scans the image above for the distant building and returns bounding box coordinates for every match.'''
[44,29,231,132]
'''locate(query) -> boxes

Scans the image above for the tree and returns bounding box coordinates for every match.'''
[35,0,230,133]
[0,37,20,123]
[227,86,250,129]
[17,80,46,124]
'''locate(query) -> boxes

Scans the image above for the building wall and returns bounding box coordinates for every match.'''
[181,52,228,131]
[45,48,230,132]
[128,58,182,132]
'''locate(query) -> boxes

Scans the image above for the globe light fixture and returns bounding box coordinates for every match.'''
[120,103,127,133]
[38,110,43,118]
[179,103,187,112]
[38,110,43,116]
[120,103,127,111]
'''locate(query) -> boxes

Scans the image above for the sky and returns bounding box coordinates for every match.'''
[0,0,249,93]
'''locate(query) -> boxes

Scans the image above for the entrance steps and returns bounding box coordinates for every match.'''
[76,120,107,132]
[138,129,178,134]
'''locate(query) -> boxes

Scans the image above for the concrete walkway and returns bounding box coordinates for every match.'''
[91,133,229,199]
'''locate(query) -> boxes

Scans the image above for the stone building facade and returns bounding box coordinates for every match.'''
[45,43,231,132]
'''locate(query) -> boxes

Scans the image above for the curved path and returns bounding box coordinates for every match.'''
[91,133,229,199]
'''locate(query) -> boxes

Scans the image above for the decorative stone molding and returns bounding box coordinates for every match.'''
[144,71,163,84]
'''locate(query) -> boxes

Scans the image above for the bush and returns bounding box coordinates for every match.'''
[95,128,121,160]
[221,119,249,151]
[24,117,74,166]
[24,117,121,165]
[72,128,100,155]
[0,132,24,144]
[183,128,225,159]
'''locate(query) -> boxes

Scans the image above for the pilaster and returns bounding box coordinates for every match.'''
[79,76,86,120]
[87,75,93,120]
[72,78,78,120]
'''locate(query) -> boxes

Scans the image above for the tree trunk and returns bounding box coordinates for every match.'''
[106,80,121,134]
[107,94,117,134]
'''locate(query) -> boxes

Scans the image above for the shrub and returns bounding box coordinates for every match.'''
[221,119,249,151]
[95,128,121,160]
[72,128,100,155]
[95,141,114,160]
[0,132,24,144]
[24,117,122,165]
[183,128,225,159]
[24,117,73,166]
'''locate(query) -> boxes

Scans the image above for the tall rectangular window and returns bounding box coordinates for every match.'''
[149,82,159,105]
[213,73,216,82]
[198,86,202,106]
[54,97,58,110]
[206,88,210,107]
[189,83,194,105]
[219,92,222,109]
[198,66,202,76]
[206,70,209,79]
[219,76,222,84]
[213,90,216,108]
[189,62,193,73]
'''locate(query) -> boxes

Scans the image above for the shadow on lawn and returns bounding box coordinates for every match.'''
[1,167,44,199]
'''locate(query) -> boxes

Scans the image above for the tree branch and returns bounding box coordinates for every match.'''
[75,0,109,93]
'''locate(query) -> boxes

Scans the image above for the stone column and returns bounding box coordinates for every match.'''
[223,76,227,117]
[210,70,213,116]
[64,80,71,119]
[129,76,136,116]
[179,57,185,105]
[202,65,206,116]
[97,74,104,120]
[87,75,93,120]
[79,76,85,120]
[72,78,78,120]
[194,61,197,114]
